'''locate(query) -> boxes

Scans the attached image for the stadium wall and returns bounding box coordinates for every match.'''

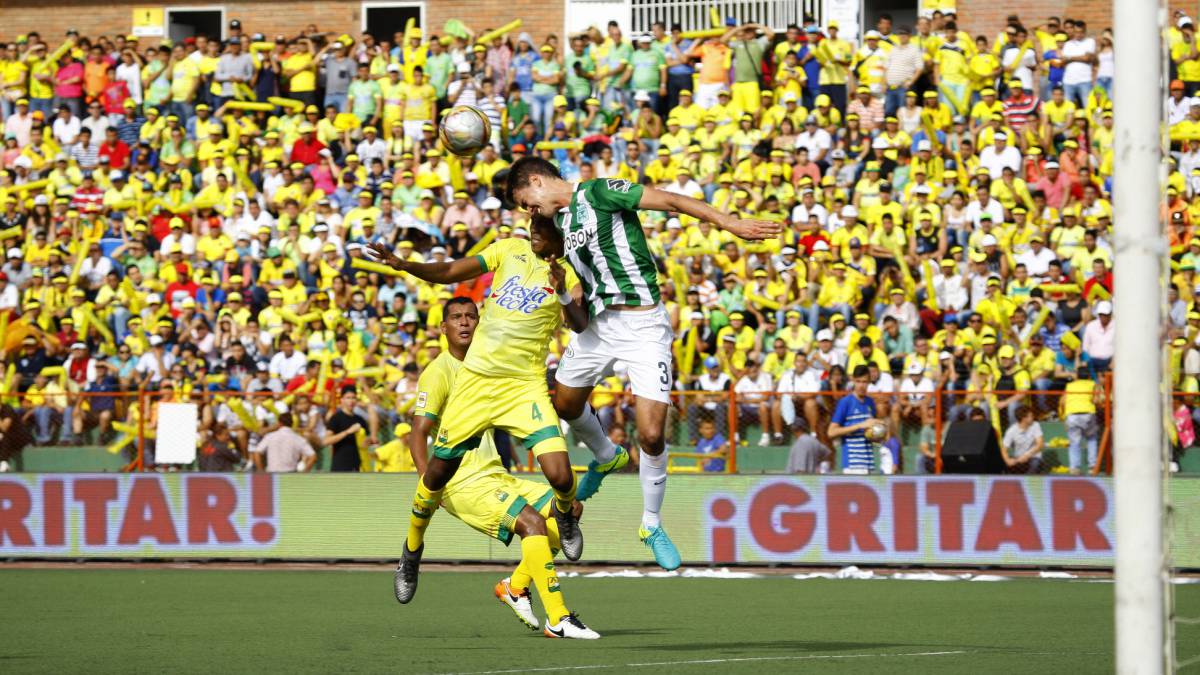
[0,0,563,47]
[5,1,1197,44]
[2,473,1198,568]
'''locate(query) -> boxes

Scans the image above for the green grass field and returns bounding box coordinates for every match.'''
[1,568,1196,673]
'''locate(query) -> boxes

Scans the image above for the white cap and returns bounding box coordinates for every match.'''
[1045,160,1060,169]
[71,341,87,350]
[6,247,20,258]
[430,246,447,255]
[480,196,501,210]
[312,223,329,232]
[980,234,998,247]
[812,240,831,251]
[917,139,932,151]
[512,227,529,237]
[690,311,704,320]
[994,132,1008,140]
[871,135,890,149]
[939,350,954,360]
[780,246,796,255]
[149,335,164,346]
[913,185,932,195]
[386,63,400,72]
[637,34,653,43]
[906,362,925,375]
[816,329,833,342]
[464,172,478,181]
[841,205,858,218]
[865,30,882,39]
[666,218,682,229]
[146,293,162,304]
[110,170,124,180]
[1096,300,1113,315]
[634,91,651,102]
[457,62,471,73]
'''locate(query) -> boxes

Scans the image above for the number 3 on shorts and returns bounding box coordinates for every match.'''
[531,402,543,422]
[658,362,670,388]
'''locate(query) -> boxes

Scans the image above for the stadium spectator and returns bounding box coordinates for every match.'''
[1001,404,1044,473]
[253,411,316,472]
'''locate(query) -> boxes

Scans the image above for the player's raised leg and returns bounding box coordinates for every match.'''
[396,455,462,603]
[557,384,630,500]
[490,377,583,560]
[630,394,681,571]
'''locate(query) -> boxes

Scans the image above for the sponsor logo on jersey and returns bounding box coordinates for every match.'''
[415,392,427,409]
[566,220,595,252]
[606,179,632,193]
[492,275,549,313]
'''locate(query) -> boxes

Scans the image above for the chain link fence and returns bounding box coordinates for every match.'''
[0,375,1142,476]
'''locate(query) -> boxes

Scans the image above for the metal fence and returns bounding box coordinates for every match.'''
[0,378,1142,476]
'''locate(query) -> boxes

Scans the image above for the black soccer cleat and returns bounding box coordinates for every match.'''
[394,541,423,604]
[553,502,584,561]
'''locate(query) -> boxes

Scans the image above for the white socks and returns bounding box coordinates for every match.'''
[639,447,668,529]
[565,404,617,464]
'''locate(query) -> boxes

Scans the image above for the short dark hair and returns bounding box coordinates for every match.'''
[443,296,476,317]
[505,157,562,206]
[852,365,870,379]
[278,412,294,427]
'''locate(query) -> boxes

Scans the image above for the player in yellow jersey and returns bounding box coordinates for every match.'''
[370,217,593,601]
[395,296,599,639]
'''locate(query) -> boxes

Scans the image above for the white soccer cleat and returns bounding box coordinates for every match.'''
[543,612,600,640]
[494,578,538,631]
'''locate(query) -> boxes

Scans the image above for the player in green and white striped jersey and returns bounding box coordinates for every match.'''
[506,157,781,569]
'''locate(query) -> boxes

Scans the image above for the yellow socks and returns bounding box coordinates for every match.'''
[511,518,562,594]
[520,535,568,624]
[407,477,442,552]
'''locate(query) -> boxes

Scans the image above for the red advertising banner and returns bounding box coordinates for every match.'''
[0,474,1197,567]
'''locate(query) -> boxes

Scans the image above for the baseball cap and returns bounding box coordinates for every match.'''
[703,356,720,369]
[906,362,925,375]
[1096,301,1113,315]
[816,329,833,342]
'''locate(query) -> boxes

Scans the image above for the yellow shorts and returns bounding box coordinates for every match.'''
[731,81,761,113]
[441,472,553,545]
[432,368,566,460]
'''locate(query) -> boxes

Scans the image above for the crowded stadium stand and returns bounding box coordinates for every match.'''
[0,8,1193,478]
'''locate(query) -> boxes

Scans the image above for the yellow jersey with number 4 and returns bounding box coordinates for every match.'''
[464,238,578,381]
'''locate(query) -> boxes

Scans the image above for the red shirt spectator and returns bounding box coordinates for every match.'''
[290,132,326,166]
[101,80,130,116]
[71,184,104,213]
[99,134,131,170]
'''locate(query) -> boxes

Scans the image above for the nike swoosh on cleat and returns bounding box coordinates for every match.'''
[547,625,565,637]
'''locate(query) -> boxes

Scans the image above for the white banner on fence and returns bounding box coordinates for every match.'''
[155,403,198,464]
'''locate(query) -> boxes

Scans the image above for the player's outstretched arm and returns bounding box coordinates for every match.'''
[637,187,783,241]
[367,241,486,284]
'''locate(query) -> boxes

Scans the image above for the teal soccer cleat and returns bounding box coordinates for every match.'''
[575,445,629,501]
[639,525,681,571]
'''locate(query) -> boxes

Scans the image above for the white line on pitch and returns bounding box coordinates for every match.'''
[436,650,970,675]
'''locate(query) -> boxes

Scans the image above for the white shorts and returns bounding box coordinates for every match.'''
[556,305,674,404]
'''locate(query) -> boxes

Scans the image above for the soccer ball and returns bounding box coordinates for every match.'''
[865,421,888,442]
[438,105,491,157]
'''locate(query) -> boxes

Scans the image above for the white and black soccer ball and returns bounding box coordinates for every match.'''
[438,105,491,157]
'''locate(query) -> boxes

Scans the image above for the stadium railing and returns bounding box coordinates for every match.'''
[0,377,1145,476]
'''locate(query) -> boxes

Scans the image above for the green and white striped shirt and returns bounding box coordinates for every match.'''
[555,179,661,316]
